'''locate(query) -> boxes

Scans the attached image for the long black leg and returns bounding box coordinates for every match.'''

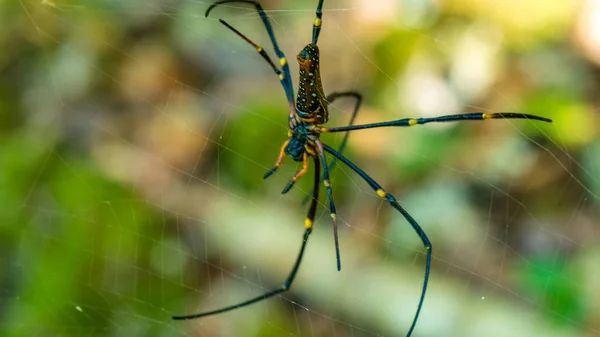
[217,19,282,78]
[315,140,341,271]
[319,112,552,133]
[312,0,325,44]
[322,144,430,337]
[172,156,321,320]
[206,1,295,105]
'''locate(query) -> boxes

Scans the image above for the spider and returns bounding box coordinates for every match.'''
[173,1,552,335]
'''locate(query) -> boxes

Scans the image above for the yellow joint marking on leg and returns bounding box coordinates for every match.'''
[409,119,417,126]
[323,180,330,187]
[256,46,263,52]
[314,18,322,27]
[376,189,387,198]
[279,57,287,66]
[319,127,328,132]
[482,113,490,119]
[304,218,313,229]
[278,74,284,81]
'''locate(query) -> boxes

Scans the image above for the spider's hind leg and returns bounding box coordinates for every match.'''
[322,143,431,337]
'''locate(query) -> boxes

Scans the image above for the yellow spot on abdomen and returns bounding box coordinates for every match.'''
[304,218,313,229]
[482,113,490,119]
[314,18,322,27]
[324,180,330,187]
[330,214,337,221]
[279,74,284,80]
[256,47,263,52]
[409,119,417,126]
[376,189,386,198]
[280,57,287,66]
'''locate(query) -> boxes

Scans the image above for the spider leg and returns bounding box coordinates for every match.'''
[315,140,341,271]
[312,0,325,44]
[264,139,290,179]
[206,1,295,107]
[281,152,310,194]
[172,155,321,320]
[216,20,283,79]
[322,143,430,337]
[319,112,552,133]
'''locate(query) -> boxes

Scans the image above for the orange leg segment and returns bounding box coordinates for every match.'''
[281,152,310,194]
[264,139,291,179]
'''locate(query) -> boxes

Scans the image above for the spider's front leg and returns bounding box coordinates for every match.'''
[263,139,311,194]
[264,129,314,194]
[281,152,310,194]
[263,139,290,179]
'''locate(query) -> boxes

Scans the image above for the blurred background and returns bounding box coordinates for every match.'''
[1,0,599,336]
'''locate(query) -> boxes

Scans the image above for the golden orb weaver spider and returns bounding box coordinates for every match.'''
[173,1,552,335]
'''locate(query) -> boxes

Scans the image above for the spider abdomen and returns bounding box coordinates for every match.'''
[296,44,328,124]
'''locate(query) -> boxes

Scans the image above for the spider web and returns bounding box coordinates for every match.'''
[3,0,599,336]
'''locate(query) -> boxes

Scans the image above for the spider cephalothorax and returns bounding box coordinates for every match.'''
[284,124,315,162]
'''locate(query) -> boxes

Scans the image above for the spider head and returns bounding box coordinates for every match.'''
[285,125,308,162]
